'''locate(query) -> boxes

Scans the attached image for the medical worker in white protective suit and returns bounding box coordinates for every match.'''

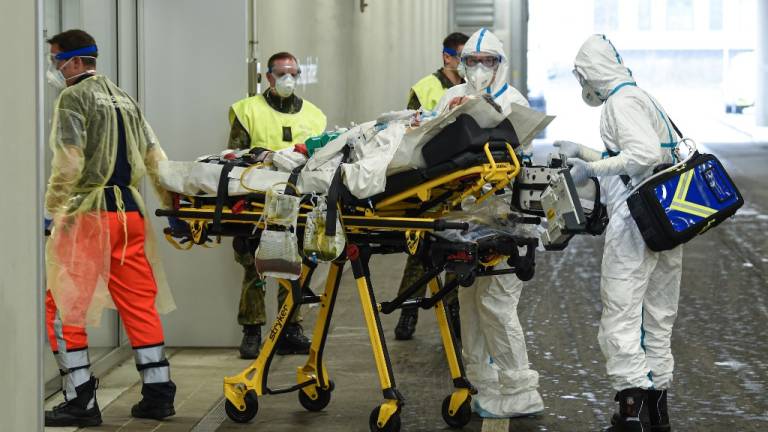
[435,28,544,419]
[554,34,682,432]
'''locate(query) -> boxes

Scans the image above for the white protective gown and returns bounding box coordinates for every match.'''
[435,28,544,418]
[574,34,683,391]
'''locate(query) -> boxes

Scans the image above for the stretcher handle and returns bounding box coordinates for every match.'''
[157,209,469,232]
[431,220,468,231]
[482,143,498,180]
[379,264,445,314]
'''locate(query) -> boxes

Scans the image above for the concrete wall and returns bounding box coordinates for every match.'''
[0,0,44,429]
[139,0,249,346]
[345,0,450,122]
[257,0,450,126]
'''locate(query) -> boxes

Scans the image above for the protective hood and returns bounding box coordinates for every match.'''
[574,34,635,102]
[462,28,510,100]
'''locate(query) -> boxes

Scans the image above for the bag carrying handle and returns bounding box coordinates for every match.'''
[673,138,698,162]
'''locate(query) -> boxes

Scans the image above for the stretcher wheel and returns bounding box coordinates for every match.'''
[298,380,334,411]
[225,390,258,423]
[441,395,472,428]
[369,405,401,432]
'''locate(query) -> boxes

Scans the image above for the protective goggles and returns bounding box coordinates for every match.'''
[48,44,98,64]
[268,63,301,78]
[461,54,501,68]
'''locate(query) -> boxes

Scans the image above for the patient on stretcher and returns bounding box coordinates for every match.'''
[157,96,551,202]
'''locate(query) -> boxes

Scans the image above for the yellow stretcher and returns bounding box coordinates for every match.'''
[157,142,544,431]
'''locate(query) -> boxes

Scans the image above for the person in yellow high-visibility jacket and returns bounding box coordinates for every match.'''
[227,51,327,359]
[395,32,468,342]
[406,32,469,111]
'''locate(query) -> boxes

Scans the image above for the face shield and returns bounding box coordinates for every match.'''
[46,44,98,90]
[46,56,72,90]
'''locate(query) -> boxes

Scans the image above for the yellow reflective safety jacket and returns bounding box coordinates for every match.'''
[409,74,448,112]
[229,94,326,151]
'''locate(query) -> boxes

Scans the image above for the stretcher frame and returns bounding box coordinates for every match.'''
[157,143,538,431]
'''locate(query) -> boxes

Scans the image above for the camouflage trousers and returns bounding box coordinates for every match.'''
[397,254,458,306]
[235,240,303,326]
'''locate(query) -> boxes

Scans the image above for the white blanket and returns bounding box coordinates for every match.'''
[158,161,290,197]
[298,120,407,199]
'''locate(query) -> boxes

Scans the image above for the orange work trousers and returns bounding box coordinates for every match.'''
[46,211,165,351]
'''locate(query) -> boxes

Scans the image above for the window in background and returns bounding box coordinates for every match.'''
[639,0,652,31]
[709,0,723,31]
[594,0,619,32]
[528,0,756,145]
[667,0,695,31]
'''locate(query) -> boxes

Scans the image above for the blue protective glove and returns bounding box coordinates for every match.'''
[167,216,188,234]
[44,210,53,234]
[567,158,594,186]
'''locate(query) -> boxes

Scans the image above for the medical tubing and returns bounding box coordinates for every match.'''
[237,162,266,192]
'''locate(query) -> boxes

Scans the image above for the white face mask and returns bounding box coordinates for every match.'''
[46,57,72,90]
[573,67,604,107]
[274,74,297,98]
[581,85,604,107]
[466,64,495,93]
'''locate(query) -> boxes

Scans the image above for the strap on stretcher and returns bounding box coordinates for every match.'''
[212,162,236,234]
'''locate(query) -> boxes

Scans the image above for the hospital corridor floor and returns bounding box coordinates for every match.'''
[45,143,768,432]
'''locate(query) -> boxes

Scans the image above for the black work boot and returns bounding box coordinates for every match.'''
[394,307,418,340]
[45,376,102,427]
[608,388,651,432]
[447,301,461,341]
[648,389,670,432]
[131,381,176,420]
[239,324,262,359]
[276,323,311,355]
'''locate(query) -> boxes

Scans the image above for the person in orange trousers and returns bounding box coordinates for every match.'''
[43,29,179,427]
